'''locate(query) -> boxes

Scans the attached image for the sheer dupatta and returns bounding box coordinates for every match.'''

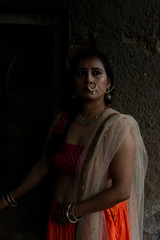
[74,108,148,240]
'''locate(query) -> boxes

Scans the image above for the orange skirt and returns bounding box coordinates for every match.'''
[46,201,130,240]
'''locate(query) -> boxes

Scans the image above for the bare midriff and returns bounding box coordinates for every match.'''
[52,172,112,205]
[52,173,74,204]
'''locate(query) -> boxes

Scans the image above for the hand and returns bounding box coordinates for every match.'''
[53,204,69,225]
[0,197,8,210]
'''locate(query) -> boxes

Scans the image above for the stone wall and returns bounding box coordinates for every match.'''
[70,2,160,239]
[0,0,159,239]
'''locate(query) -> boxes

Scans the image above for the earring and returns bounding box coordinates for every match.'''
[105,85,114,100]
[106,86,114,94]
[105,92,111,101]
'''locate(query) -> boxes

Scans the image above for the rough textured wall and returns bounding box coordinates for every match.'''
[69,1,160,239]
[0,0,159,239]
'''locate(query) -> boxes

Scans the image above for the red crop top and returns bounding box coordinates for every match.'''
[52,111,84,177]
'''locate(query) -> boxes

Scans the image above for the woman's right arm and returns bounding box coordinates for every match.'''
[0,147,50,210]
[0,112,62,209]
[10,150,50,201]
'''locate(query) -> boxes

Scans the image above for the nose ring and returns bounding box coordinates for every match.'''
[88,82,98,93]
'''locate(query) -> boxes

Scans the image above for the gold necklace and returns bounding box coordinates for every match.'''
[75,106,105,126]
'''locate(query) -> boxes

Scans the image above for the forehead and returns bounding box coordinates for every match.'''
[76,56,105,69]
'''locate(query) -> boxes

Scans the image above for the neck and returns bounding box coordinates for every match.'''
[79,100,106,119]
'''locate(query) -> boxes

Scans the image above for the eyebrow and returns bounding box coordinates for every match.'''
[76,67,104,71]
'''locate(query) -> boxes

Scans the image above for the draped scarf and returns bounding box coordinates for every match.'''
[74,108,148,240]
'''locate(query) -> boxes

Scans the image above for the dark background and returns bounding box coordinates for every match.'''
[0,1,159,240]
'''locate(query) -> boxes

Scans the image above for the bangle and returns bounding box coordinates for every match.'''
[2,195,9,207]
[66,204,77,223]
[2,192,18,207]
[9,192,17,205]
[63,203,82,223]
[63,204,77,223]
[72,204,82,221]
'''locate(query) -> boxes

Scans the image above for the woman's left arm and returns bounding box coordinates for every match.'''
[74,129,136,217]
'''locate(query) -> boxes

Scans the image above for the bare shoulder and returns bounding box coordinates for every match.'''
[111,129,136,173]
[116,114,137,155]
[121,129,136,150]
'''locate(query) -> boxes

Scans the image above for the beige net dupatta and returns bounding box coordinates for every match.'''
[74,108,148,240]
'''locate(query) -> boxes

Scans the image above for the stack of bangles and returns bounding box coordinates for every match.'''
[63,203,82,223]
[2,192,18,207]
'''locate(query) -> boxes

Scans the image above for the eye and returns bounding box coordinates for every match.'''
[92,70,101,76]
[76,70,85,77]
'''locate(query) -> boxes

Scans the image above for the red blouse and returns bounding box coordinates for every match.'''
[52,111,84,176]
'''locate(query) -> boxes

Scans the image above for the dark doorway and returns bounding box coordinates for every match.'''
[0,8,68,240]
[0,11,68,191]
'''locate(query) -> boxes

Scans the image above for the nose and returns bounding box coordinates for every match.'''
[85,72,93,84]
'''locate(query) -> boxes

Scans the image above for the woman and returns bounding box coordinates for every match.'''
[0,49,148,240]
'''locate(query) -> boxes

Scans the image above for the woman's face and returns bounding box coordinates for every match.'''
[73,57,110,102]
